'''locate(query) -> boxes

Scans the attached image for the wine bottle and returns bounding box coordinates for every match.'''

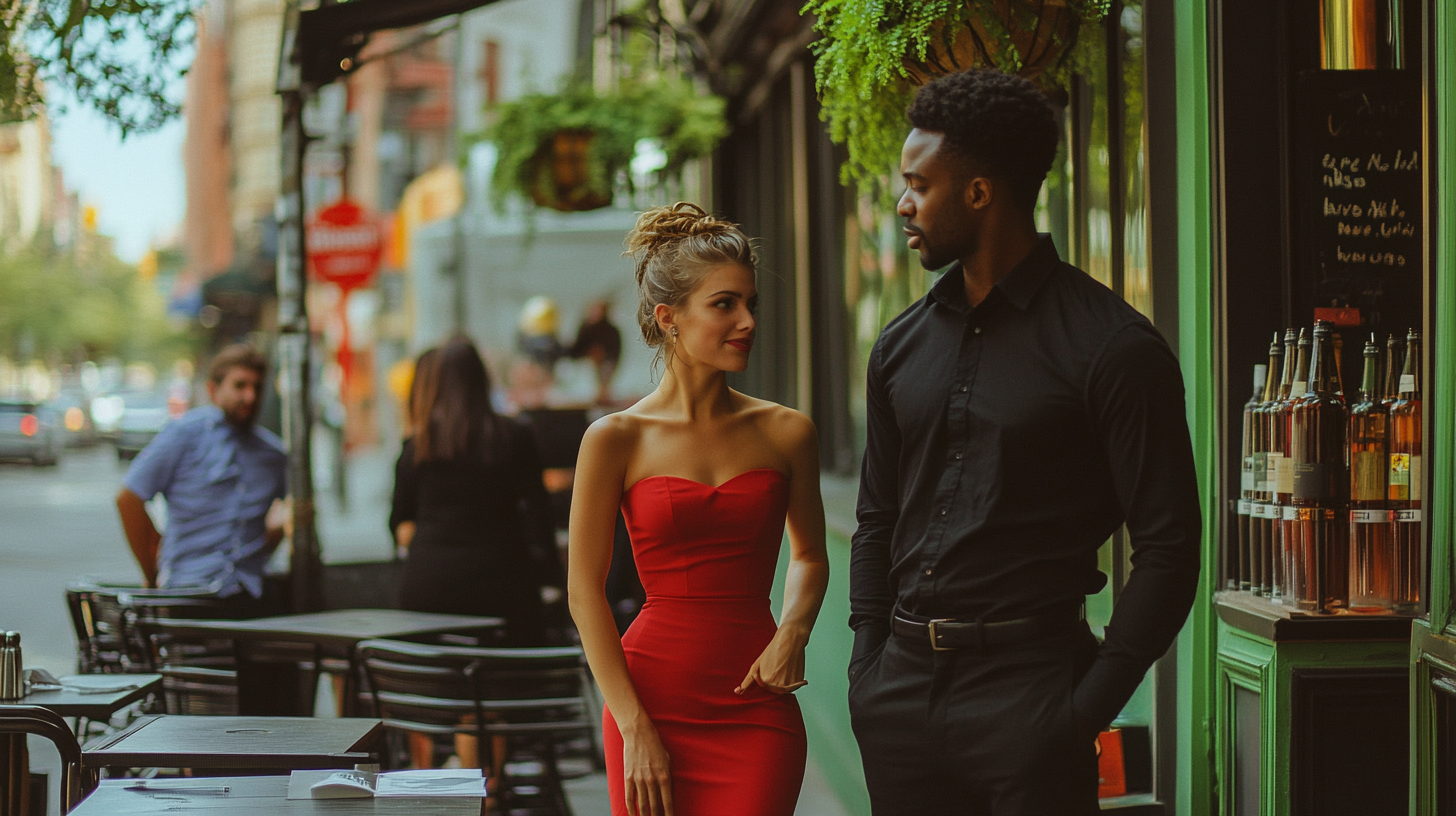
[1389,328,1422,613]
[1275,328,1308,602]
[1289,321,1348,612]
[1348,334,1391,611]
[1235,360,1269,590]
[1251,336,1285,597]
[1333,330,1346,398]
[1382,333,1403,408]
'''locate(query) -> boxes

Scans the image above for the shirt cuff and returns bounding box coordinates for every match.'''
[1070,650,1142,731]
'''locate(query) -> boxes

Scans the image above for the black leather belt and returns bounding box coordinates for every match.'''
[892,606,1085,651]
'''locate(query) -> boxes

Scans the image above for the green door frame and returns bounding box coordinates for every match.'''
[1177,2,1456,813]
[1174,0,1219,813]
[1411,2,1456,812]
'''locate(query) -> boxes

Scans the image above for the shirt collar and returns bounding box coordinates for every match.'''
[201,405,227,428]
[202,405,248,439]
[928,234,1060,314]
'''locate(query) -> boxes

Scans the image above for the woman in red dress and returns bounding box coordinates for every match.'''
[568,203,829,816]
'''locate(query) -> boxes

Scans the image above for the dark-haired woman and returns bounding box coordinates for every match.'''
[390,336,562,646]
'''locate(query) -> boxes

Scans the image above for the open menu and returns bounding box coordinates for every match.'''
[285,769,486,799]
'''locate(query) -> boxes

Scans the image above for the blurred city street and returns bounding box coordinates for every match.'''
[0,447,140,677]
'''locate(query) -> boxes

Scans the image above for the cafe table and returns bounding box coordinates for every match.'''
[68,775,483,815]
[1,675,161,816]
[81,715,383,771]
[19,673,162,722]
[152,610,503,715]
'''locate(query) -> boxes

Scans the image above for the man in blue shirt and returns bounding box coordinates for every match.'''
[116,344,289,616]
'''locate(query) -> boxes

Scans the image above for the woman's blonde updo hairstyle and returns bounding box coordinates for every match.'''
[625,202,756,363]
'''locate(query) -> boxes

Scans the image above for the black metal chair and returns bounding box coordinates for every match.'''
[0,705,98,814]
[356,639,597,815]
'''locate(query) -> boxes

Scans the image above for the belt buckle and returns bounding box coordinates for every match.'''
[927,618,955,651]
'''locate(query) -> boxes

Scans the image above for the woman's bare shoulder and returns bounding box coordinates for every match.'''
[582,411,644,453]
[734,393,817,450]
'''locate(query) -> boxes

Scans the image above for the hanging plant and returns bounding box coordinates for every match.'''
[486,75,727,213]
[804,0,1109,194]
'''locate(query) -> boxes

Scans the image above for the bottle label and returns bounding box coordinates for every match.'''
[1412,455,1423,502]
[1241,455,1259,492]
[1274,455,1294,495]
[1389,453,1411,500]
[1351,509,1390,523]
[1400,374,1416,393]
[1283,505,1298,521]
[1252,502,1277,519]
[1350,451,1386,501]
[1237,499,1252,515]
[1264,452,1283,493]
[1291,382,1309,397]
[1292,462,1331,501]
[1397,509,1423,523]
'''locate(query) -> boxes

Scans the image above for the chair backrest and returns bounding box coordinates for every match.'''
[157,666,239,716]
[356,640,590,739]
[125,596,236,672]
[0,705,96,813]
[66,584,225,672]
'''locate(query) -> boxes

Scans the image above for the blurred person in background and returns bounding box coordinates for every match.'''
[390,335,563,643]
[566,298,623,405]
[115,344,290,617]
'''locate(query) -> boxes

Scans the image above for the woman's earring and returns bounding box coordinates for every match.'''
[670,327,679,342]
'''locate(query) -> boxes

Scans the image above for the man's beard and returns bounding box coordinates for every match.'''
[223,405,257,428]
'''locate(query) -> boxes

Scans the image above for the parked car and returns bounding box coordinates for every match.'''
[0,401,62,465]
[114,392,174,461]
[50,390,98,447]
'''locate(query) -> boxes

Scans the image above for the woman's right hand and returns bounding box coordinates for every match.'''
[621,720,674,816]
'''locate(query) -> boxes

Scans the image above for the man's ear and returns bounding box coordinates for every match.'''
[965,176,994,211]
[205,379,218,404]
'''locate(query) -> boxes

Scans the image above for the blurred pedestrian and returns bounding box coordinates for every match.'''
[389,336,562,645]
[115,344,289,617]
[567,299,622,404]
[515,295,564,369]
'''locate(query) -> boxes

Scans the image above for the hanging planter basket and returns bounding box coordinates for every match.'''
[486,77,726,215]
[806,0,1107,194]
[529,129,613,212]
[903,0,1087,90]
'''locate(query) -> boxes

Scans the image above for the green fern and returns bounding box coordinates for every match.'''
[803,0,1108,196]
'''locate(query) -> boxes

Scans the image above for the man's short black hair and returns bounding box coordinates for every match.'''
[906,69,1059,212]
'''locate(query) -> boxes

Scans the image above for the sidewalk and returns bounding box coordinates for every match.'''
[312,431,397,565]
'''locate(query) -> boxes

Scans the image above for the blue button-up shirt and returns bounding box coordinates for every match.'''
[123,405,288,598]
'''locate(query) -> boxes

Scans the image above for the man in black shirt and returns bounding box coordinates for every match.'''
[848,70,1201,815]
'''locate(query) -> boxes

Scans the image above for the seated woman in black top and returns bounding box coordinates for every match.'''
[390,336,561,645]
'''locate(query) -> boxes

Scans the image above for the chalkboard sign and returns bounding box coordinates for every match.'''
[1293,70,1423,337]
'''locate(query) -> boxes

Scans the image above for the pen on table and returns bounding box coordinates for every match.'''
[124,783,231,794]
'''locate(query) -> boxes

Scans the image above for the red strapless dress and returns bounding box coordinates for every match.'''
[604,468,807,816]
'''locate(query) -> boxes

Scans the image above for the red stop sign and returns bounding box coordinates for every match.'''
[307,199,382,290]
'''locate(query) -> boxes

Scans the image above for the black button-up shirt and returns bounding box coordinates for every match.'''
[850,236,1201,728]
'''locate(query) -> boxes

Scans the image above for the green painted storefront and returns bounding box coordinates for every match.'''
[714,1,1455,814]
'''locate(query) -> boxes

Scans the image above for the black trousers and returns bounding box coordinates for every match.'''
[849,622,1101,816]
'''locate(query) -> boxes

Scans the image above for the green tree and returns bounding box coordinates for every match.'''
[2,0,199,135]
[0,239,194,365]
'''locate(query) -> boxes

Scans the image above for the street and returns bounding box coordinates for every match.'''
[0,446,141,676]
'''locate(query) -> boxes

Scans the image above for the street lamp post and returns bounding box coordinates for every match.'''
[276,1,323,613]
[273,0,505,612]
